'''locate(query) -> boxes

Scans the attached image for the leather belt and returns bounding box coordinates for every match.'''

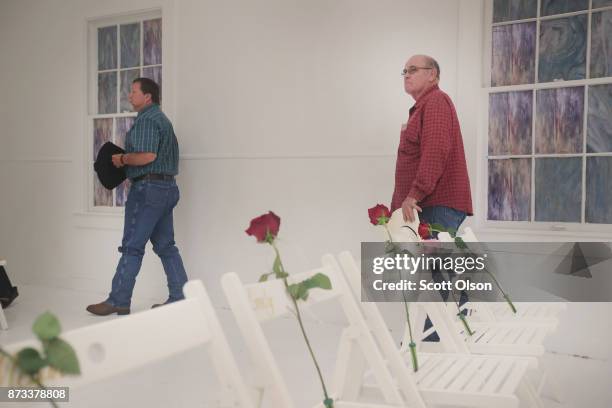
[131,174,175,183]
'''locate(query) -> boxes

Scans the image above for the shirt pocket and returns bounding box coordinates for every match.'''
[400,115,421,151]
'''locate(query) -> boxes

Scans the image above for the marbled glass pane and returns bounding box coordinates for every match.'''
[93,118,113,160]
[94,174,113,207]
[120,23,140,68]
[489,91,532,155]
[541,0,588,16]
[491,23,536,86]
[593,0,612,8]
[535,86,583,154]
[143,66,162,104]
[98,72,117,114]
[98,25,117,70]
[493,0,537,23]
[587,84,612,153]
[120,69,140,112]
[586,157,612,223]
[535,158,582,222]
[143,18,162,66]
[590,10,612,79]
[539,15,587,82]
[488,159,531,221]
[116,179,131,207]
[115,117,135,149]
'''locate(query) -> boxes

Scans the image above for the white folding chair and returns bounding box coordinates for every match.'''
[436,227,566,326]
[430,228,558,357]
[439,228,566,325]
[327,252,543,408]
[221,264,424,408]
[2,280,255,408]
[0,259,9,330]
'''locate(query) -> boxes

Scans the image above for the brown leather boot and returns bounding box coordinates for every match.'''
[86,302,130,316]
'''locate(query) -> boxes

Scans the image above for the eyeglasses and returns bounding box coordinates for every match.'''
[401,66,433,76]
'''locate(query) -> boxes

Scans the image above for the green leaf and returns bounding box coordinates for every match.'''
[273,257,288,278]
[258,273,269,282]
[16,348,47,375]
[45,338,80,375]
[446,227,457,237]
[303,273,332,290]
[323,398,334,408]
[288,273,332,302]
[273,255,282,276]
[287,283,308,301]
[287,283,300,299]
[430,223,446,232]
[454,236,467,249]
[32,312,61,341]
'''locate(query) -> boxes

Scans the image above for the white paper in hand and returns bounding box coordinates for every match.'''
[386,208,421,242]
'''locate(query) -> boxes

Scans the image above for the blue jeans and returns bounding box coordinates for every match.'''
[420,206,467,341]
[106,180,188,308]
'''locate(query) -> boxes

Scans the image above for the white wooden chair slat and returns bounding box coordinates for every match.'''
[480,327,511,345]
[504,326,530,345]
[222,272,296,407]
[430,356,470,390]
[482,359,515,394]
[244,267,342,323]
[413,355,441,380]
[419,390,519,408]
[463,359,500,392]
[530,328,550,346]
[500,360,531,395]
[418,357,456,388]
[514,326,539,345]
[447,358,485,391]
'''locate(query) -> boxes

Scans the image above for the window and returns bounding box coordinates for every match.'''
[88,11,162,209]
[485,0,612,227]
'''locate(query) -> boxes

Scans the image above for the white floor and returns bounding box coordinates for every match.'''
[0,284,610,408]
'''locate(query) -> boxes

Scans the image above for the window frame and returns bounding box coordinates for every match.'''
[85,9,164,214]
[477,0,612,237]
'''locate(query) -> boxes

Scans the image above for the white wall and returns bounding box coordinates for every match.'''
[0,0,486,304]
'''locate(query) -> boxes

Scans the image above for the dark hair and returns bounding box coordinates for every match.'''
[133,77,160,104]
[426,56,441,80]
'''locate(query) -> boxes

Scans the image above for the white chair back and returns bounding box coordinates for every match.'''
[221,265,409,408]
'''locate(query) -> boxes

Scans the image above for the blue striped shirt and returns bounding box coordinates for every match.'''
[125,104,179,179]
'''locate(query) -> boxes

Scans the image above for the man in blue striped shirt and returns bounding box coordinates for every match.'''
[87,78,188,316]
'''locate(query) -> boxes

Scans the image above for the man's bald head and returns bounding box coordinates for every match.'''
[403,54,440,98]
[410,54,440,80]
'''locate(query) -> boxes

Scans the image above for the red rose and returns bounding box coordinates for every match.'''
[368,204,391,226]
[246,211,281,243]
[418,222,431,240]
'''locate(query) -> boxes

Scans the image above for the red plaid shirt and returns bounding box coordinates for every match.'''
[391,85,473,215]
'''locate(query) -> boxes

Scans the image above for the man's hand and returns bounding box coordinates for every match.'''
[401,196,422,223]
[112,154,125,168]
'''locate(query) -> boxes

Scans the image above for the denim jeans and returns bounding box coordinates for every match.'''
[420,205,467,341]
[106,180,188,308]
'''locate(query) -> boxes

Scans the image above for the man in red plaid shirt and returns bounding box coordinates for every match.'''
[392,55,473,342]
[391,54,473,230]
